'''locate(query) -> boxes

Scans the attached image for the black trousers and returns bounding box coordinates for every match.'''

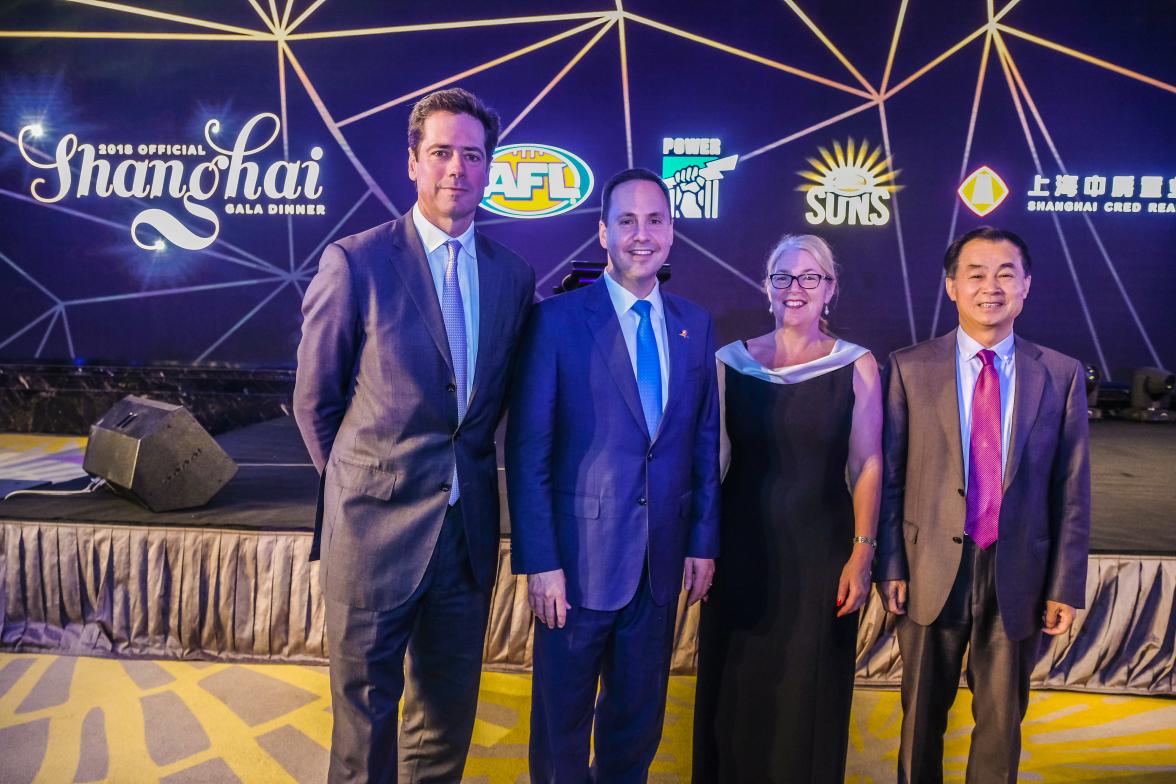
[529,570,679,783]
[897,538,1039,784]
[324,501,491,784]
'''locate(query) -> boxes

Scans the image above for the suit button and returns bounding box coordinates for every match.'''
[647,451,653,461]
[637,496,647,506]
[447,383,457,392]
[952,536,963,544]
[958,488,966,497]
[440,483,452,493]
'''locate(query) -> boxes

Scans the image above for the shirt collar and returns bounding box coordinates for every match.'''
[956,327,1015,363]
[602,269,663,319]
[412,202,477,257]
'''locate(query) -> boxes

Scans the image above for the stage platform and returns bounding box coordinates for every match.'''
[0,418,318,532]
[1,417,1173,694]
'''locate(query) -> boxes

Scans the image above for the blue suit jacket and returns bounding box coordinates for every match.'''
[506,276,721,611]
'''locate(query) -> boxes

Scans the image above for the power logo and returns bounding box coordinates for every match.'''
[480,143,594,219]
[661,137,739,220]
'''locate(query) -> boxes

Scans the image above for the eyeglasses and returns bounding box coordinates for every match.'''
[769,272,831,290]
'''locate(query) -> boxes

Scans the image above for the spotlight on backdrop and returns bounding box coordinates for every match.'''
[1085,364,1103,419]
[1122,367,1175,423]
[554,260,672,295]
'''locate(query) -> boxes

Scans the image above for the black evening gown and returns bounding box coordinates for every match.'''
[693,360,859,784]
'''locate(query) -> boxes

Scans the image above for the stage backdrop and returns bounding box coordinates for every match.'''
[1,1,1173,378]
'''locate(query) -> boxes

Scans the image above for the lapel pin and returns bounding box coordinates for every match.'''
[679,329,689,339]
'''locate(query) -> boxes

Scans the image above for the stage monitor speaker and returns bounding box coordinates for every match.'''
[83,395,238,511]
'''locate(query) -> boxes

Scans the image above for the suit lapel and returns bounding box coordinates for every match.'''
[584,278,649,438]
[1004,338,1045,492]
[387,217,452,370]
[934,331,966,490]
[468,232,506,411]
[656,296,688,443]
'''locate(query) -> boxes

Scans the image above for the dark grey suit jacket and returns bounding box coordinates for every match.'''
[876,330,1091,641]
[293,216,535,610]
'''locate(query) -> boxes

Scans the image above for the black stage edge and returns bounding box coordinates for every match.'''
[1,417,1174,693]
[0,364,295,435]
[1,417,317,531]
[2,417,1172,554]
[1088,420,1176,555]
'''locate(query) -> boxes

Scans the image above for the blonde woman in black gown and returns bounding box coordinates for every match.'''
[692,234,883,783]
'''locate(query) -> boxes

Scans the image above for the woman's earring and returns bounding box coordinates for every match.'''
[823,304,830,318]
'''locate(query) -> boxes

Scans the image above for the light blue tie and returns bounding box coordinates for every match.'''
[631,299,662,437]
[442,239,467,504]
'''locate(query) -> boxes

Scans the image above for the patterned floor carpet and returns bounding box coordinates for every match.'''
[1,652,1174,783]
[0,434,88,498]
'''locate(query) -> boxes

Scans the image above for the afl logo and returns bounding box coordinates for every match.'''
[480,144,594,219]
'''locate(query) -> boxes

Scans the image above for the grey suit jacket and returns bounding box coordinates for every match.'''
[875,330,1090,641]
[293,216,535,610]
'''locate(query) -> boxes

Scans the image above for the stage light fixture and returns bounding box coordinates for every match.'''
[1122,367,1175,422]
[555,260,604,294]
[553,261,672,294]
[1085,364,1103,419]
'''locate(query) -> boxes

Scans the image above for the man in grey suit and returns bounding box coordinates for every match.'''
[294,88,535,783]
[875,227,1090,784]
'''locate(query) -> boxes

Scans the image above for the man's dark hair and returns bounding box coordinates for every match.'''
[600,167,672,222]
[944,226,1033,277]
[407,88,500,158]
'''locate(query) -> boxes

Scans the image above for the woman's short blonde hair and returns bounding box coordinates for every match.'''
[763,234,840,335]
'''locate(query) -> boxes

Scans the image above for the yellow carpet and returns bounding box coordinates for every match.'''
[1,653,1174,782]
[0,434,88,490]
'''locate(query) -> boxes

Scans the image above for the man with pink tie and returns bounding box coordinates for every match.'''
[875,227,1090,784]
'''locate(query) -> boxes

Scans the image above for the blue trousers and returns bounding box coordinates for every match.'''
[529,571,679,783]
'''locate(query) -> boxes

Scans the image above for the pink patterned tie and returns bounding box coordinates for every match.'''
[965,349,1001,549]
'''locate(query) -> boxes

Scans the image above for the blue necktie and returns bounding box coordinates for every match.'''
[442,239,467,504]
[632,299,662,437]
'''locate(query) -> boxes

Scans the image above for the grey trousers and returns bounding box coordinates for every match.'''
[896,538,1039,784]
[324,502,492,784]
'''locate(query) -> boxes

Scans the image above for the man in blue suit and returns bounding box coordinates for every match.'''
[506,168,721,782]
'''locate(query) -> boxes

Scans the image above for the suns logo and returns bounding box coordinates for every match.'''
[798,139,899,227]
[480,144,594,219]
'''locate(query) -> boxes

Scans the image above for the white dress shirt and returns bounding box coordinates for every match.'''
[956,328,1016,485]
[412,203,479,398]
[602,271,669,411]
